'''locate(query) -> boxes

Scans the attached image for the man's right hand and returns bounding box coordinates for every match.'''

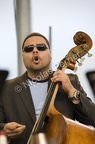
[3,122,26,138]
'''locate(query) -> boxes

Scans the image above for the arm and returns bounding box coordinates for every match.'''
[51,69,95,127]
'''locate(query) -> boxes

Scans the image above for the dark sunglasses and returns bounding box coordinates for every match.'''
[22,44,49,52]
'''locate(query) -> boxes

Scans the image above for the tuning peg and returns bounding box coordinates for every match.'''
[80,45,92,57]
[78,63,82,66]
[87,53,92,57]
[77,60,82,66]
[80,57,85,63]
[73,67,78,72]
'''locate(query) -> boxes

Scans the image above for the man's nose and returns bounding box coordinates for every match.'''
[32,47,38,53]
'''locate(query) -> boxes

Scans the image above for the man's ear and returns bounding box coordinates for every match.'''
[22,52,23,56]
[50,50,52,59]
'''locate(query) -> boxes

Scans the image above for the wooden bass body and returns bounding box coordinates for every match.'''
[45,114,95,144]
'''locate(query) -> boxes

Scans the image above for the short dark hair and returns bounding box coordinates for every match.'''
[22,32,50,49]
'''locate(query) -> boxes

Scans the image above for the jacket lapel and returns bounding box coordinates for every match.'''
[17,72,53,123]
[17,73,36,122]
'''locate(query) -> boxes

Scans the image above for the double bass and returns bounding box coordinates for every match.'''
[27,31,95,144]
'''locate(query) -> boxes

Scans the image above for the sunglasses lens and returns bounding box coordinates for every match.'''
[23,46,33,52]
[23,44,48,52]
[36,44,47,51]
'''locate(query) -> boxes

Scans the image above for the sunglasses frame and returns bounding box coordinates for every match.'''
[22,44,49,53]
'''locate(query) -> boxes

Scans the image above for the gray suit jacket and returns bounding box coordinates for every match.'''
[0,72,95,144]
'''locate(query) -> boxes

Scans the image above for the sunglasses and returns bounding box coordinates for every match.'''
[22,44,49,53]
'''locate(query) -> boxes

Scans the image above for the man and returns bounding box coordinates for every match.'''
[0,32,95,144]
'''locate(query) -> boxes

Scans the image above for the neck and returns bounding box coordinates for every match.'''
[27,69,50,81]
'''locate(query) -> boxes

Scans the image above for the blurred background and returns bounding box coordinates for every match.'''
[0,0,95,101]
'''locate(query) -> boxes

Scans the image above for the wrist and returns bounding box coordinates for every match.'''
[68,88,77,98]
[68,90,80,104]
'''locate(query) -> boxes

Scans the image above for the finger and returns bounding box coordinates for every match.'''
[51,75,63,82]
[6,125,25,134]
[5,122,23,131]
[7,125,26,138]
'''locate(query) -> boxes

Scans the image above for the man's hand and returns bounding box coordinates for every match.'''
[3,122,26,138]
[51,70,80,104]
[51,70,76,95]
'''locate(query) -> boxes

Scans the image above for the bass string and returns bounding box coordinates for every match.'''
[32,60,66,134]
[31,81,56,134]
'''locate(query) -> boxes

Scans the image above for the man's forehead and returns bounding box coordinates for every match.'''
[24,36,47,45]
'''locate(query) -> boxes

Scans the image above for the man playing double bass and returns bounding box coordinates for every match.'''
[0,32,95,144]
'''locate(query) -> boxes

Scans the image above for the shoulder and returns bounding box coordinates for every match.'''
[67,73,78,79]
[4,72,27,86]
[1,72,28,99]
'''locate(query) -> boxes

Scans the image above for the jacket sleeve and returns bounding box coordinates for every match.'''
[70,74,95,127]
